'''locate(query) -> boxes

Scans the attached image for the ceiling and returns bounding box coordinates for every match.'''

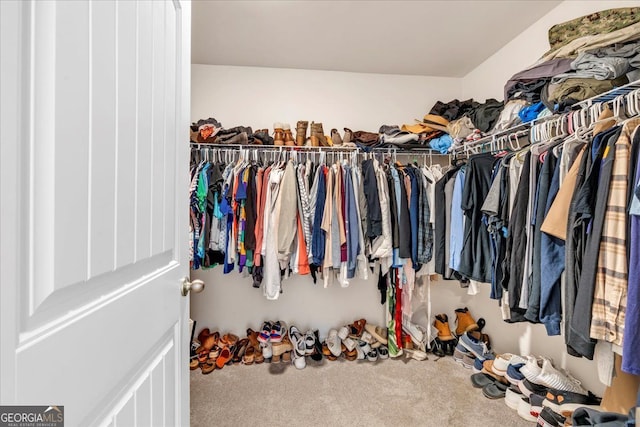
[191,1,561,77]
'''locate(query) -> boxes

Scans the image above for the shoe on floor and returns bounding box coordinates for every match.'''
[378,346,389,359]
[505,386,523,410]
[270,321,286,343]
[454,307,478,336]
[536,359,587,395]
[453,342,470,362]
[461,353,476,369]
[459,330,494,360]
[537,406,566,427]
[520,355,544,383]
[483,382,508,399]
[434,314,455,341]
[326,329,342,357]
[518,378,549,398]
[529,392,546,418]
[543,388,601,416]
[506,363,526,386]
[364,323,388,345]
[258,321,272,343]
[471,373,495,389]
[492,353,526,376]
[517,397,538,422]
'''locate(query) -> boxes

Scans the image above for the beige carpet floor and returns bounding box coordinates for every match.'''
[190,355,532,427]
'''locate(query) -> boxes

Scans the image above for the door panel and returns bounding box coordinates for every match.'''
[0,1,191,426]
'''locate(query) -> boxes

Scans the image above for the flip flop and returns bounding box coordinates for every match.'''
[348,319,366,338]
[215,347,232,369]
[482,382,509,399]
[471,373,496,389]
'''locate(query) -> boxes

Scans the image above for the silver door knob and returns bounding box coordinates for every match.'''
[181,277,205,296]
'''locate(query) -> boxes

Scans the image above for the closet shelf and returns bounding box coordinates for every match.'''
[451,78,640,156]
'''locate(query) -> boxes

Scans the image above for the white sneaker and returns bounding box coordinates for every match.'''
[519,356,544,383]
[517,398,537,422]
[505,387,522,411]
[536,359,587,395]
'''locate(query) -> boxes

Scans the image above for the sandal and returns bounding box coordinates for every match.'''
[233,338,249,363]
[208,346,220,360]
[272,335,293,362]
[243,345,255,365]
[190,358,200,370]
[258,321,272,343]
[247,328,260,349]
[219,333,238,349]
[215,347,232,369]
[322,342,337,361]
[201,361,216,375]
[348,319,366,338]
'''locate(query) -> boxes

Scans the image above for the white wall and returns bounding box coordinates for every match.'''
[191,65,460,134]
[461,0,640,102]
[190,64,460,340]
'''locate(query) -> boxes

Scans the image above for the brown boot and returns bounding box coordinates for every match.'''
[310,122,327,147]
[433,314,455,341]
[455,307,478,336]
[331,129,343,146]
[296,121,308,146]
[273,123,284,146]
[283,123,295,147]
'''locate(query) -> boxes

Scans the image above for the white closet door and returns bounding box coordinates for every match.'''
[0,1,191,426]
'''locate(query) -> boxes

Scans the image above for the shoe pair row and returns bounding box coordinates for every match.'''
[433,307,485,343]
[322,320,389,362]
[469,351,601,424]
[191,328,265,374]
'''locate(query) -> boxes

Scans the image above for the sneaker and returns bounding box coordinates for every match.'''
[492,353,526,376]
[517,397,538,422]
[454,307,479,336]
[529,393,545,418]
[518,378,549,398]
[536,359,588,395]
[258,321,272,343]
[520,355,544,383]
[505,386,523,410]
[537,406,566,427]
[506,363,526,386]
[433,314,455,341]
[403,322,427,350]
[543,389,601,415]
[459,330,494,360]
[473,357,484,373]
[453,342,470,362]
[270,321,286,343]
[462,353,476,369]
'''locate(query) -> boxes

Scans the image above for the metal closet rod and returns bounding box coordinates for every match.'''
[189,142,450,156]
